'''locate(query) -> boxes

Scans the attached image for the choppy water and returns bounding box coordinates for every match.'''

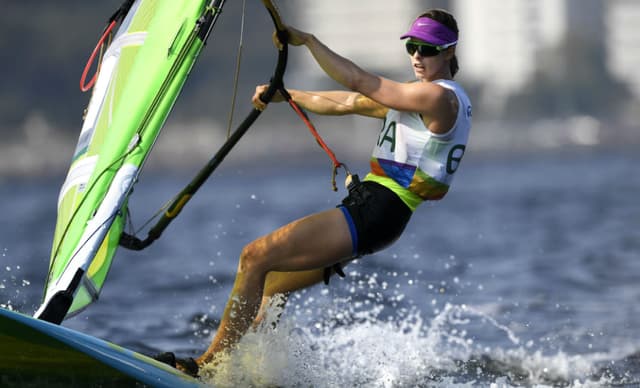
[2,149,640,387]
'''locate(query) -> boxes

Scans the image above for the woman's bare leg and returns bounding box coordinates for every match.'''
[252,268,328,328]
[252,261,353,327]
[197,208,352,365]
[263,268,326,297]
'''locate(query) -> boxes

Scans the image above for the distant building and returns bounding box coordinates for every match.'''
[607,0,640,99]
[453,0,605,115]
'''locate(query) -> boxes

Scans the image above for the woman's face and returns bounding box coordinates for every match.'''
[405,40,453,81]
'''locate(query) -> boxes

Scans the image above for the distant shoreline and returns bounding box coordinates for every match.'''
[1,116,638,178]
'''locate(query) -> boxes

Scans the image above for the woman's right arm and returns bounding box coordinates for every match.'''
[252,86,388,118]
[251,85,388,118]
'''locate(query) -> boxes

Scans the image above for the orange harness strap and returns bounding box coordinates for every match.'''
[280,87,351,191]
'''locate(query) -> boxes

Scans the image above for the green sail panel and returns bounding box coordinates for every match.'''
[36,0,213,321]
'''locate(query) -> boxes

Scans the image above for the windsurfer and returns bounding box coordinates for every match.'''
[184,8,472,375]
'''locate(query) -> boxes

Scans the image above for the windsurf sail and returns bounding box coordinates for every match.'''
[35,0,289,325]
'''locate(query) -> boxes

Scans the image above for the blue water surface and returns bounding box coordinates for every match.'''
[1,149,639,387]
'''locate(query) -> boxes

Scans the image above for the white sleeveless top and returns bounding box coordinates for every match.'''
[365,79,472,211]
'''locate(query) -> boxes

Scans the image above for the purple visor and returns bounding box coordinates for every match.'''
[400,17,458,48]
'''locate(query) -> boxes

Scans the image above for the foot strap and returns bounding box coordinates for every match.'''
[153,351,199,377]
[323,262,346,285]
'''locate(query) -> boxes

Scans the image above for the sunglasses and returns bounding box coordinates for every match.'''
[405,41,446,57]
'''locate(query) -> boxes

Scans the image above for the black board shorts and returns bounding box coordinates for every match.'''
[338,180,412,256]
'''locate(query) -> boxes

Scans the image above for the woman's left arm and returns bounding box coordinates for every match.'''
[288,26,457,133]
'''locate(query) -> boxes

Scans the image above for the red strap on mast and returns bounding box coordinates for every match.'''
[79,20,117,92]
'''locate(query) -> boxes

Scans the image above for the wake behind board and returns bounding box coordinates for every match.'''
[0,308,204,387]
